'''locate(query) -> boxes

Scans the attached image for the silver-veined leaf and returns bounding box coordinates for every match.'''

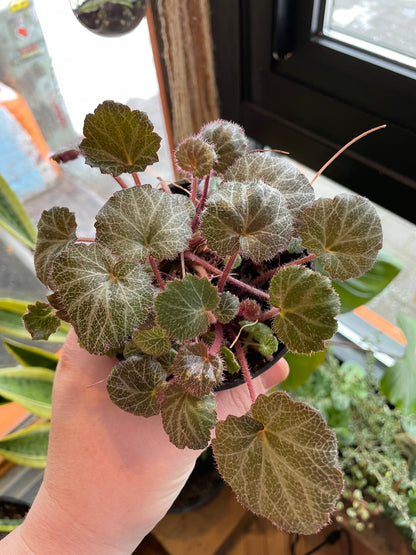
[155,275,219,341]
[95,185,192,262]
[212,391,343,534]
[175,136,217,178]
[34,207,77,287]
[224,152,314,222]
[0,298,68,342]
[269,265,340,354]
[161,384,217,450]
[23,302,61,341]
[52,243,153,354]
[199,120,247,174]
[300,194,383,280]
[107,356,166,417]
[200,181,292,262]
[172,343,223,396]
[214,292,240,324]
[132,325,171,357]
[79,101,161,175]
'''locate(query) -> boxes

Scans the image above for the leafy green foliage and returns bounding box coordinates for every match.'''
[224,152,314,222]
[132,325,171,357]
[239,321,279,357]
[175,136,217,178]
[171,343,223,396]
[0,367,54,418]
[95,185,192,262]
[2,339,59,370]
[0,173,36,249]
[381,313,416,414]
[106,357,166,417]
[52,243,153,354]
[154,276,219,340]
[199,119,247,173]
[220,346,240,374]
[213,391,343,534]
[200,180,292,261]
[80,100,161,175]
[281,351,326,389]
[161,384,217,450]
[214,292,240,324]
[329,251,403,313]
[23,302,61,341]
[0,298,68,342]
[269,266,340,353]
[0,422,49,468]
[300,194,383,280]
[34,207,77,287]
[292,353,416,542]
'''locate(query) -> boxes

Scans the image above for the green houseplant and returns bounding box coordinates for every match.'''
[21,100,384,535]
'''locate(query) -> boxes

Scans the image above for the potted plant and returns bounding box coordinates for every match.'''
[22,100,383,535]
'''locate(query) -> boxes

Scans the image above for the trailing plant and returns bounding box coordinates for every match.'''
[3,100,387,534]
[289,345,416,548]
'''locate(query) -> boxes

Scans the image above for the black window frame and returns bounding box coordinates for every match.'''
[210,0,416,222]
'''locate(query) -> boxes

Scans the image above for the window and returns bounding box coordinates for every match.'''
[210,0,416,221]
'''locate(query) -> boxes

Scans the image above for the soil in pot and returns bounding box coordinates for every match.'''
[169,447,223,514]
[0,496,30,539]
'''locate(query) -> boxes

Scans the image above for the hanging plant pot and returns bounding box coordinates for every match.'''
[70,0,149,37]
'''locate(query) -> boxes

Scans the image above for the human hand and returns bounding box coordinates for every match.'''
[2,328,288,554]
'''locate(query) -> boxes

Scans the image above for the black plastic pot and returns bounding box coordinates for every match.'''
[0,496,30,538]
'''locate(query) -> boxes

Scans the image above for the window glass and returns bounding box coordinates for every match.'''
[323,0,416,68]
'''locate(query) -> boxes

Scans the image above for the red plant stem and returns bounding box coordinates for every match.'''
[250,253,317,286]
[196,173,211,216]
[185,252,269,300]
[76,237,95,243]
[133,173,141,185]
[191,176,198,205]
[258,306,281,321]
[113,175,128,189]
[234,340,257,404]
[310,124,386,185]
[157,177,172,194]
[208,322,223,355]
[218,251,239,292]
[148,255,165,290]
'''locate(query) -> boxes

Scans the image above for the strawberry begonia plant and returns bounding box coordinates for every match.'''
[24,100,383,534]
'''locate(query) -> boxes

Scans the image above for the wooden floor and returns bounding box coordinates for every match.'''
[133,486,379,555]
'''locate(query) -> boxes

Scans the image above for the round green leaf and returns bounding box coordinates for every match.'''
[200,180,292,262]
[107,356,166,417]
[269,265,340,354]
[224,152,314,222]
[0,298,69,342]
[0,367,54,418]
[175,136,217,178]
[299,194,383,280]
[34,207,77,287]
[95,185,192,262]
[132,325,171,357]
[161,384,217,450]
[0,422,49,468]
[172,343,223,396]
[52,243,153,354]
[80,100,161,175]
[199,120,247,174]
[155,275,219,341]
[212,391,343,534]
[214,292,240,324]
[23,302,61,342]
